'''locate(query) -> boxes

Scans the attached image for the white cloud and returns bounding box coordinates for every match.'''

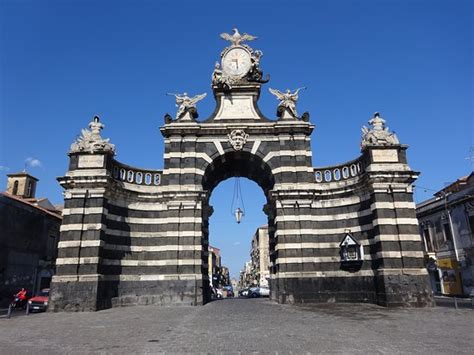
[233,241,241,246]
[25,157,42,168]
[0,165,9,171]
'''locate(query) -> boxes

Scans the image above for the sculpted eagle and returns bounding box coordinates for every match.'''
[220,28,257,46]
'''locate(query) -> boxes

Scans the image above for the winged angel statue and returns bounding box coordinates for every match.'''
[169,92,207,120]
[220,28,257,46]
[269,87,306,118]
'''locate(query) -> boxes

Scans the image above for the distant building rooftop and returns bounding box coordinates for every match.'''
[1,192,62,219]
[416,172,474,213]
[434,172,473,197]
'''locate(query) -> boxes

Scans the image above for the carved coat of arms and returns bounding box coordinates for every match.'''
[228,129,249,151]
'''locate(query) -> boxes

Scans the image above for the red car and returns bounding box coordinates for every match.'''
[28,288,49,312]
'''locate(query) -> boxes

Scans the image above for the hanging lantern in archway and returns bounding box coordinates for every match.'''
[231,177,245,224]
[234,207,244,224]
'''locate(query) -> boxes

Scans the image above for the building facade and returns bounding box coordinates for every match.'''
[208,246,222,287]
[50,29,432,311]
[0,172,62,306]
[250,225,270,287]
[220,266,230,287]
[239,261,253,289]
[416,173,474,296]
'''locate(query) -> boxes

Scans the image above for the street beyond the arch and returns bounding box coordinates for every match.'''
[1,299,472,354]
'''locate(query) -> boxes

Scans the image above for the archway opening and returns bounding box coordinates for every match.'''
[202,151,275,302]
[202,151,275,195]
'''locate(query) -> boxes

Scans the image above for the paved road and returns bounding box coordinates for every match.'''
[1,298,472,354]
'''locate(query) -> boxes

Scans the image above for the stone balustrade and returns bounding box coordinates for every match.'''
[314,157,365,183]
[111,160,162,186]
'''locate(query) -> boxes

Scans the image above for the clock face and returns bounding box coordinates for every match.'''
[222,47,252,77]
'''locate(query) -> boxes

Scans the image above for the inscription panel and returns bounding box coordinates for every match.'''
[215,96,259,120]
[78,155,105,168]
[371,149,398,163]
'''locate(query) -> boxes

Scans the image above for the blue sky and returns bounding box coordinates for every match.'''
[1,0,472,278]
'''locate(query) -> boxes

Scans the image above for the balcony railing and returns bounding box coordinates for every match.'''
[112,160,163,186]
[314,156,365,183]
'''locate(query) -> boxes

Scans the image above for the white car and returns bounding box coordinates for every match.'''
[248,286,270,298]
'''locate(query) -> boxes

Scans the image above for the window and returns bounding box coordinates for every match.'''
[324,170,332,182]
[423,228,433,252]
[346,245,359,260]
[342,167,349,179]
[135,172,143,184]
[350,164,357,176]
[27,181,33,197]
[443,223,453,242]
[434,220,443,248]
[145,173,152,185]
[469,215,474,240]
[12,180,18,195]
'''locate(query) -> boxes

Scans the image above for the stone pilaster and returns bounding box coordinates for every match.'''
[49,152,113,311]
[271,189,318,304]
[364,145,433,306]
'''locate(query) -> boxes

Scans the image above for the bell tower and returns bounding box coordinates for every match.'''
[6,171,38,198]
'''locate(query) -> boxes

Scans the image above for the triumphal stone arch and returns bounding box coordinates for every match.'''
[50,29,432,311]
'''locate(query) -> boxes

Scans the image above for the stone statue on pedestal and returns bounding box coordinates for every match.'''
[361,112,400,148]
[269,87,306,119]
[212,62,237,90]
[169,92,207,121]
[70,116,115,154]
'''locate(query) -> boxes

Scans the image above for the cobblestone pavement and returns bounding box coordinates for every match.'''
[0,298,472,354]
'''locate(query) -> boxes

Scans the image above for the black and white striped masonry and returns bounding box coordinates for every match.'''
[49,33,432,311]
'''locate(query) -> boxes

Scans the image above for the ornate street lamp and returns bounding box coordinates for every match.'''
[231,177,245,224]
[234,207,244,224]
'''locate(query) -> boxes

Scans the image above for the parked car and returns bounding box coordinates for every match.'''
[248,286,270,298]
[27,288,49,312]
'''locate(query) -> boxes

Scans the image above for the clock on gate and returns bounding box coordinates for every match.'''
[221,46,252,78]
